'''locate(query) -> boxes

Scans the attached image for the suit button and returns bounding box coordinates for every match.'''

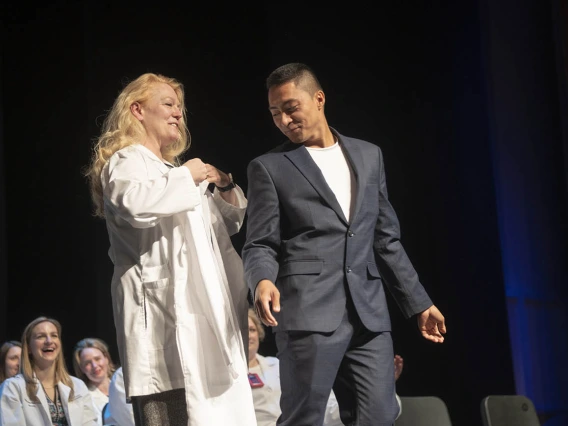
[348,231,354,237]
[346,267,352,273]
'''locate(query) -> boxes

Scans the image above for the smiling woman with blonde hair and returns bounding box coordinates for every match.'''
[0,316,98,425]
[84,73,255,426]
[73,337,117,425]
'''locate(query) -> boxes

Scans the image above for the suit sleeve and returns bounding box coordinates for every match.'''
[242,158,282,293]
[211,184,247,236]
[373,147,433,318]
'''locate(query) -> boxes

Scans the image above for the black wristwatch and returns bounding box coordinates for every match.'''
[216,173,236,192]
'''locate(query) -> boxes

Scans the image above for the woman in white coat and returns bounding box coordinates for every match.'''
[85,73,256,426]
[0,316,98,425]
[73,338,117,425]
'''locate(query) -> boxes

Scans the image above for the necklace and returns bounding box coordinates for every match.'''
[40,381,57,398]
[41,382,65,423]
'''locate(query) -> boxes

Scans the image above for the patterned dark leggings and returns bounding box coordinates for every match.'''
[131,388,188,426]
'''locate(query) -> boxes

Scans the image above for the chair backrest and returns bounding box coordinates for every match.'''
[480,395,540,426]
[395,396,452,426]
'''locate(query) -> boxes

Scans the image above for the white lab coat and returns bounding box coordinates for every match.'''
[101,144,256,425]
[104,367,134,426]
[0,374,98,425]
[87,385,108,425]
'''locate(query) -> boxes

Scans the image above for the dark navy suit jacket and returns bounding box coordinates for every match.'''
[242,129,433,333]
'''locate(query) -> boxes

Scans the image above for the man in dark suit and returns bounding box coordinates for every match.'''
[242,62,446,426]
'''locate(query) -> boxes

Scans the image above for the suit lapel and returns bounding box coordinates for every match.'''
[285,143,349,225]
[339,136,366,223]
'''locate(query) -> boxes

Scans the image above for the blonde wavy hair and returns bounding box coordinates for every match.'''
[85,72,191,217]
[21,317,75,403]
[72,337,117,385]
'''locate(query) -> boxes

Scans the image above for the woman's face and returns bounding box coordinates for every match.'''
[79,347,109,385]
[4,346,21,378]
[248,317,260,363]
[29,321,61,369]
[137,82,182,148]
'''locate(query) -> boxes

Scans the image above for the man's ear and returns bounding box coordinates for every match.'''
[130,102,144,121]
[315,90,325,110]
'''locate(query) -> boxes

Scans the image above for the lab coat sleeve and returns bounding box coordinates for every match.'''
[322,390,401,424]
[211,184,247,236]
[103,148,202,228]
[395,393,402,420]
[323,390,343,426]
[105,368,135,426]
[0,379,25,425]
[74,379,99,425]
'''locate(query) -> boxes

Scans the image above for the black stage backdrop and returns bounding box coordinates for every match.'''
[1,2,567,425]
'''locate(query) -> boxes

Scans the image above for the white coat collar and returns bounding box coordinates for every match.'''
[133,144,175,168]
[256,354,278,369]
[32,376,73,425]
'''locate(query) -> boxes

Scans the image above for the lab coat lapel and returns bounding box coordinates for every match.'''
[57,382,74,424]
[34,381,57,425]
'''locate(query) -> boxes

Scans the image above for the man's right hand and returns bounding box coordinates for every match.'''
[254,279,280,327]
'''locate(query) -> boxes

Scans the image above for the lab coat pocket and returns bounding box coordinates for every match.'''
[142,264,176,350]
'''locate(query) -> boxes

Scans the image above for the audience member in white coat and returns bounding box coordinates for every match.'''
[85,72,256,426]
[73,337,117,425]
[247,309,403,425]
[0,316,98,425]
[103,367,135,426]
[0,341,21,384]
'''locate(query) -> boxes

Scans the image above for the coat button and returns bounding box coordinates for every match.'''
[346,267,352,273]
[348,231,354,237]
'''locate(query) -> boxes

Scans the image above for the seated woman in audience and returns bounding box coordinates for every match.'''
[73,337,117,425]
[0,316,98,425]
[247,308,403,425]
[0,341,21,384]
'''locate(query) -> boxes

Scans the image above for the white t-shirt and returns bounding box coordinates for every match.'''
[306,142,355,222]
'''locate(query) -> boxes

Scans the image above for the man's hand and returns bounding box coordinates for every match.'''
[254,279,281,327]
[394,354,404,381]
[417,305,446,343]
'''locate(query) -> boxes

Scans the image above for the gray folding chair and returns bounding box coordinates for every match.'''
[395,396,452,426]
[480,395,540,426]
